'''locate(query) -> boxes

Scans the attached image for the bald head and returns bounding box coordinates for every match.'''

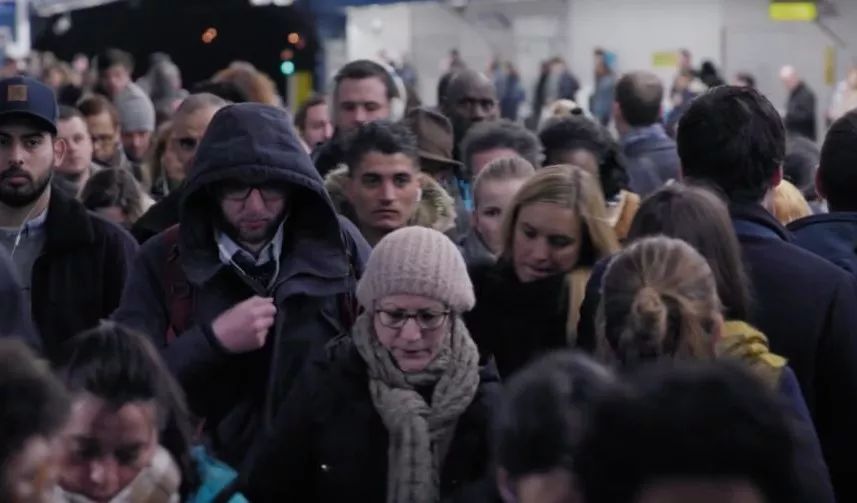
[780,65,800,91]
[441,69,499,143]
[171,93,230,175]
[615,71,664,131]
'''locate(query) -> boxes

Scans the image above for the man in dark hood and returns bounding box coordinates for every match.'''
[114,103,370,468]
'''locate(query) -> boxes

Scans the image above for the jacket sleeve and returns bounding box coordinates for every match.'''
[814,274,857,502]
[112,236,230,407]
[241,359,319,502]
[778,367,836,503]
[102,224,139,318]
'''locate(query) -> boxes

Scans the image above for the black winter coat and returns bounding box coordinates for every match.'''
[113,103,371,468]
[785,82,817,141]
[243,336,501,502]
[33,189,137,361]
[465,262,568,378]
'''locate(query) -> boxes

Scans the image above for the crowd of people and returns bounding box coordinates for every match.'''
[1,43,857,503]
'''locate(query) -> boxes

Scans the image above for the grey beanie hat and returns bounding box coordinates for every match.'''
[357,226,475,313]
[115,83,155,132]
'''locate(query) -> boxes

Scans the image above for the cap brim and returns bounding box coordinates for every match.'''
[0,111,57,135]
[419,150,463,168]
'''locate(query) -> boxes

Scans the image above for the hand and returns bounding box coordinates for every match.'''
[212,296,276,353]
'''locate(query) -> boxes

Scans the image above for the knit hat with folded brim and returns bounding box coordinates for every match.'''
[356,226,475,313]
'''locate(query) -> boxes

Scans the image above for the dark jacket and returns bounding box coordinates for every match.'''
[785,82,817,141]
[458,230,495,269]
[788,212,857,276]
[728,203,857,501]
[33,189,137,361]
[131,184,183,244]
[0,246,40,349]
[621,128,681,197]
[465,262,568,378]
[113,103,371,468]
[242,336,500,502]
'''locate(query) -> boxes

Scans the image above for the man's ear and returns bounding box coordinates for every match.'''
[496,467,516,503]
[53,136,68,168]
[815,166,826,200]
[771,164,784,189]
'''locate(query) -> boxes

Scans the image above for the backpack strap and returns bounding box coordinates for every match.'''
[163,224,193,343]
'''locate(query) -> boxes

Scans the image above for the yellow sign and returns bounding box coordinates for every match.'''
[652,51,679,68]
[825,46,836,86]
[769,2,818,21]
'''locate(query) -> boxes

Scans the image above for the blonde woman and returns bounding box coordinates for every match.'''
[769,179,812,226]
[464,165,620,378]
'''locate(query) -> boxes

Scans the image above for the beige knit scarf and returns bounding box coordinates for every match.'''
[351,312,481,503]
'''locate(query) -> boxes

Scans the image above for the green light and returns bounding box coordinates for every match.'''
[769,2,817,21]
[280,60,295,75]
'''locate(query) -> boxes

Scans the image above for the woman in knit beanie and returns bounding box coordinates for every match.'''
[244,226,500,503]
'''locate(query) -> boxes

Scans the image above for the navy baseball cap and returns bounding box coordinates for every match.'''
[0,76,58,134]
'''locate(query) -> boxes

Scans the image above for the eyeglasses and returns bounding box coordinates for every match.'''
[375,308,450,330]
[173,136,199,152]
[220,185,287,203]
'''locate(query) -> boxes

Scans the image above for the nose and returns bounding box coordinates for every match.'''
[244,188,267,210]
[8,142,25,164]
[88,458,117,492]
[528,238,551,262]
[379,180,396,202]
[399,318,422,342]
[353,106,368,125]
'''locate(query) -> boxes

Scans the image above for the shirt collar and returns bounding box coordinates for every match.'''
[0,208,48,237]
[216,219,285,267]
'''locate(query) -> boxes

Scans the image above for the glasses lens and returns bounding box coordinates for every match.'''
[416,311,447,329]
[378,310,407,328]
[178,137,198,151]
[221,184,251,200]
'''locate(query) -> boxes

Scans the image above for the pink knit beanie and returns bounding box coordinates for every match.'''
[356,227,475,312]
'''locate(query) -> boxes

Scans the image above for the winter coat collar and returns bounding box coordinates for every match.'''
[729,202,791,242]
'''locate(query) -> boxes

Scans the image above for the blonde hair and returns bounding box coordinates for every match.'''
[473,156,536,208]
[500,164,619,264]
[769,179,812,225]
[598,236,721,367]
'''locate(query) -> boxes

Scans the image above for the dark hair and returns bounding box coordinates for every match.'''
[818,110,857,211]
[294,94,327,132]
[58,104,84,122]
[576,361,800,503]
[343,120,418,174]
[494,351,616,477]
[539,116,629,199]
[0,340,70,500]
[678,86,786,203]
[784,134,820,201]
[437,71,456,105]
[190,80,249,103]
[627,183,751,321]
[334,59,398,102]
[81,168,149,225]
[615,71,664,127]
[95,48,134,73]
[77,94,120,129]
[735,72,756,88]
[58,322,199,497]
[461,120,542,174]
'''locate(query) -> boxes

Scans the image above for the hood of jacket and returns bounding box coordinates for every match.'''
[324,166,457,236]
[179,103,350,287]
[788,212,857,275]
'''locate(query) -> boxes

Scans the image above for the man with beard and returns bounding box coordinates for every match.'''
[113,103,370,468]
[0,76,137,362]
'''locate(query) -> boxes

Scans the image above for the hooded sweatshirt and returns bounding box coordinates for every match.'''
[114,103,370,468]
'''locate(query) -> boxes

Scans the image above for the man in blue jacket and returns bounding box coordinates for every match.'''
[678,85,857,502]
[613,71,680,197]
[114,103,370,468]
[789,110,857,275]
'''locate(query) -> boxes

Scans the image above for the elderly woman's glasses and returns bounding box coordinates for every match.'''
[375,308,450,330]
